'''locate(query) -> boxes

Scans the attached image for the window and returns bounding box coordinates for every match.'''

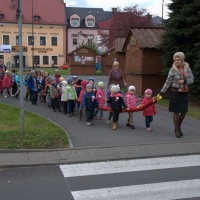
[28,36,34,45]
[16,35,19,45]
[87,19,94,27]
[87,35,94,45]
[72,34,78,45]
[33,56,40,66]
[0,55,4,60]
[3,35,9,45]
[52,56,58,65]
[51,37,57,46]
[72,18,79,27]
[40,36,46,45]
[43,56,49,65]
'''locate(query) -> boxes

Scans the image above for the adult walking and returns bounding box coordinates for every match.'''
[107,61,127,89]
[159,52,194,138]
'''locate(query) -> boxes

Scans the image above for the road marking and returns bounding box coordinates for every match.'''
[60,155,200,177]
[72,179,200,200]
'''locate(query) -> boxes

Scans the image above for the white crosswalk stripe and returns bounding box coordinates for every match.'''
[60,155,200,200]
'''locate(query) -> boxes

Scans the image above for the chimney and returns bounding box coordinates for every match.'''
[112,8,117,13]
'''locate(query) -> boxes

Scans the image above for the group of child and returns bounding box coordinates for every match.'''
[0,68,157,131]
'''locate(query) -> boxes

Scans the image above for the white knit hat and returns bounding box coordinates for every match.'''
[173,52,185,61]
[61,80,67,86]
[128,85,135,91]
[111,84,120,93]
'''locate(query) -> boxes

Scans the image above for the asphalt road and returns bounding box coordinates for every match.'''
[1,155,200,200]
[0,75,200,148]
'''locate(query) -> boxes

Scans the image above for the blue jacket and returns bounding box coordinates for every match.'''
[82,91,99,111]
[27,76,40,94]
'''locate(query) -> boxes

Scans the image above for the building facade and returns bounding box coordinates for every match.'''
[66,7,114,57]
[0,0,66,68]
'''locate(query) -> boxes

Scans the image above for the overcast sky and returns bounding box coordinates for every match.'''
[64,0,172,19]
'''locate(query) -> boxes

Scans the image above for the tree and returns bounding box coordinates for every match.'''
[159,0,200,100]
[104,5,154,47]
[77,41,99,54]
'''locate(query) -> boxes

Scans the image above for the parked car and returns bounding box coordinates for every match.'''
[60,64,69,69]
[96,63,101,70]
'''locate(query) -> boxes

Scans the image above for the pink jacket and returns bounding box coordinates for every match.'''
[96,88,105,106]
[125,92,139,108]
[141,97,156,116]
[3,75,12,88]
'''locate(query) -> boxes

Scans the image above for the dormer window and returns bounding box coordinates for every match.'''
[87,19,94,27]
[72,18,79,27]
[34,15,41,21]
[0,13,4,19]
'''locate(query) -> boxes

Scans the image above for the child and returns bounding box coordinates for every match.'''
[0,69,4,95]
[41,71,49,103]
[3,70,12,98]
[82,84,99,126]
[107,84,128,130]
[106,84,115,124]
[23,69,30,101]
[78,80,88,121]
[64,77,77,117]
[27,70,40,105]
[88,77,97,95]
[75,79,83,111]
[44,76,52,107]
[50,77,61,112]
[125,85,141,129]
[54,70,61,85]
[14,72,20,99]
[60,80,68,114]
[140,88,156,132]
[95,81,106,120]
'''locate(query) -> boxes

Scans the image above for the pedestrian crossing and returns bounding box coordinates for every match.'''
[60,155,200,200]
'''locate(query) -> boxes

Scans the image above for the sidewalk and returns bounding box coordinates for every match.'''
[1,141,200,168]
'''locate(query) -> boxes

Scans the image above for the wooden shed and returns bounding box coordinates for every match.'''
[123,27,165,96]
[101,38,126,75]
[68,46,97,75]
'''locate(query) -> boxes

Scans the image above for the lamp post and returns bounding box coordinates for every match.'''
[17,0,25,137]
[162,0,164,27]
[32,0,34,69]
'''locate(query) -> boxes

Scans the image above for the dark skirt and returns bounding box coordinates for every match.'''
[169,91,188,113]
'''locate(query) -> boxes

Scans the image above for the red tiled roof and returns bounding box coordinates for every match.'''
[98,17,113,30]
[0,0,65,25]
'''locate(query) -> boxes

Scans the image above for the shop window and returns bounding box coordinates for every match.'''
[40,36,46,46]
[33,56,40,66]
[3,35,9,45]
[43,56,49,65]
[51,37,57,46]
[52,56,57,65]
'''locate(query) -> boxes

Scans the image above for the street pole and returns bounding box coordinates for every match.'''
[18,0,25,138]
[32,0,34,69]
[162,0,164,27]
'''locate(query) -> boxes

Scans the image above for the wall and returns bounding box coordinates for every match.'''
[0,23,66,68]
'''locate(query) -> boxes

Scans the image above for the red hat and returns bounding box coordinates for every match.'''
[81,80,88,88]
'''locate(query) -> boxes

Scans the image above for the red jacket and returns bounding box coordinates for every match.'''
[3,75,12,88]
[79,89,85,105]
[141,97,156,116]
